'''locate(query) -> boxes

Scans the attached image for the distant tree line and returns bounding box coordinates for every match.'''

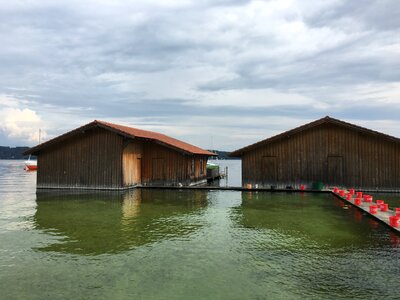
[208,150,240,160]
[0,146,31,159]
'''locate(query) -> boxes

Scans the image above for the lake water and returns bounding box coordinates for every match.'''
[1,160,400,299]
[207,158,241,187]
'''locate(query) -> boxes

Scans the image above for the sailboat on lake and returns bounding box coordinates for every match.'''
[24,155,37,171]
[24,129,41,171]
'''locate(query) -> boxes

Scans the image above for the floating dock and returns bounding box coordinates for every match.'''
[332,188,400,234]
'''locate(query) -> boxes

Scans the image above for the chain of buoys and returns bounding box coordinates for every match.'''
[333,187,400,229]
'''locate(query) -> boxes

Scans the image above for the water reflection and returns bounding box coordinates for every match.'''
[231,192,392,249]
[34,189,208,255]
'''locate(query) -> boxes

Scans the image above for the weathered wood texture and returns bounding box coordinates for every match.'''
[241,123,400,189]
[37,128,208,189]
[140,142,208,186]
[37,128,123,189]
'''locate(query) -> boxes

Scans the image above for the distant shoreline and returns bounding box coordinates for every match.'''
[0,146,31,160]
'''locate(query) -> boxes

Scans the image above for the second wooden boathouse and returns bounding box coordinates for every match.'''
[24,120,215,189]
[230,116,400,190]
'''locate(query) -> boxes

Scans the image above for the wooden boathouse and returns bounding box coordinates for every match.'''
[230,116,400,190]
[24,120,215,189]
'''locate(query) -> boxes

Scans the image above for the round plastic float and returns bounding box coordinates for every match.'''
[354,198,362,205]
[396,208,400,217]
[364,196,373,203]
[380,203,389,212]
[370,205,378,214]
[389,216,399,228]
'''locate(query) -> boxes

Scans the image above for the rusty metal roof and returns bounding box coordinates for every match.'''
[230,116,400,157]
[25,120,216,156]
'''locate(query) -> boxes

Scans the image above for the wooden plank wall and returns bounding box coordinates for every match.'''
[242,124,400,189]
[37,128,209,189]
[141,142,207,186]
[37,128,123,189]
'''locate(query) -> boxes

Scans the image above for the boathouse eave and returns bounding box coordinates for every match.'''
[23,121,100,156]
[24,120,216,157]
[229,115,400,157]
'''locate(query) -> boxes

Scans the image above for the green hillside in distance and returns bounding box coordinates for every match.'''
[207,150,240,160]
[0,146,31,159]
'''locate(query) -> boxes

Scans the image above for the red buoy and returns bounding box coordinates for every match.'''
[380,203,389,212]
[396,208,400,217]
[370,205,378,214]
[389,216,400,228]
[349,189,355,195]
[363,195,373,203]
[346,194,352,200]
[339,190,345,197]
[376,200,384,207]
[355,198,362,205]
[300,185,305,191]
[356,191,363,198]
[333,187,339,193]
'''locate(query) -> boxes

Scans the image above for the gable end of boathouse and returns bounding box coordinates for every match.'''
[230,116,400,190]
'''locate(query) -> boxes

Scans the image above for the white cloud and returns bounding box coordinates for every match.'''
[0,95,47,144]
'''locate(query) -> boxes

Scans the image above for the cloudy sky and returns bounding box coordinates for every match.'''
[0,0,399,150]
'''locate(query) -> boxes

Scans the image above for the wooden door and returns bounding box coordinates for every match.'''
[122,142,142,186]
[327,156,343,185]
[262,156,277,185]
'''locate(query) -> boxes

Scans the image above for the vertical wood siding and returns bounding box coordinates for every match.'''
[37,128,123,189]
[37,128,209,189]
[242,124,400,189]
[141,143,208,186]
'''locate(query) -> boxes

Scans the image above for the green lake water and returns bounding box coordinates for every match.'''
[1,160,400,299]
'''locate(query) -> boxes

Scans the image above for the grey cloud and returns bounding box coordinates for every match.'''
[305,0,400,31]
[74,98,400,123]
[199,35,400,94]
